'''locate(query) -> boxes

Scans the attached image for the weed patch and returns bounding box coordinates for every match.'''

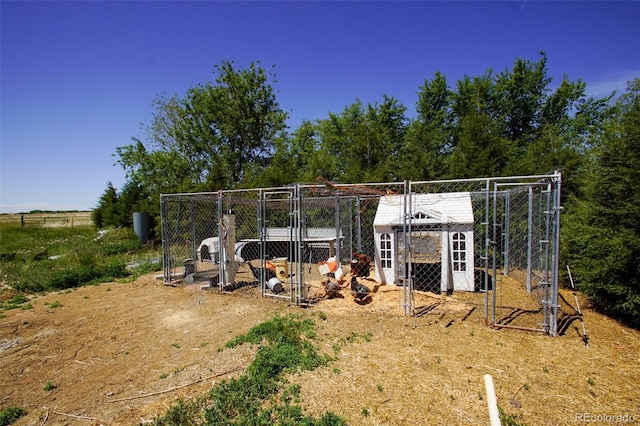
[0,224,159,293]
[499,406,526,426]
[43,381,57,392]
[152,314,345,425]
[0,406,26,426]
[0,293,30,312]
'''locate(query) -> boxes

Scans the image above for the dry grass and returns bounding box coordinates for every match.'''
[1,270,639,425]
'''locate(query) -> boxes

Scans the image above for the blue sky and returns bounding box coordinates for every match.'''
[1,1,638,213]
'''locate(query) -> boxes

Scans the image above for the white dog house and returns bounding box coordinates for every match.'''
[373,192,475,292]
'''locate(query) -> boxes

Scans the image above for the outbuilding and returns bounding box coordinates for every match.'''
[373,192,475,292]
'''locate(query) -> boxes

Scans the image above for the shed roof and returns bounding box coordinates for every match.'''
[374,192,474,227]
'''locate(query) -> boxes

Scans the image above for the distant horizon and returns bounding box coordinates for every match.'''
[0,210,93,215]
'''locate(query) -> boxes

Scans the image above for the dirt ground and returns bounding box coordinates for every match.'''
[1,271,639,426]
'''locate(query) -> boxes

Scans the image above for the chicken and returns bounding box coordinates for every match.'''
[323,278,343,299]
[350,253,372,277]
[350,276,370,302]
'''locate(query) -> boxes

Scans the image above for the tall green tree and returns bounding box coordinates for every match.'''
[494,53,551,149]
[117,60,288,194]
[435,53,609,184]
[446,71,515,178]
[507,75,613,199]
[92,179,152,231]
[365,95,407,182]
[447,108,514,178]
[245,134,294,188]
[313,96,407,183]
[289,120,324,183]
[401,72,452,180]
[563,79,640,328]
[92,182,120,229]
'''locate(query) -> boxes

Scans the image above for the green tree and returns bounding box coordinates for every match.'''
[507,75,613,199]
[446,71,514,178]
[438,53,609,184]
[494,52,551,149]
[313,96,407,183]
[563,79,640,328]
[245,134,294,188]
[401,71,452,180]
[365,95,407,182]
[92,179,153,232]
[447,108,513,178]
[117,60,288,194]
[92,182,119,229]
[289,119,323,183]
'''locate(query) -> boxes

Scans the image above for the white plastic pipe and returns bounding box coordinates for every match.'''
[484,374,501,426]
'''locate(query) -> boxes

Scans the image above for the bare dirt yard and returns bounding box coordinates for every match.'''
[1,272,639,425]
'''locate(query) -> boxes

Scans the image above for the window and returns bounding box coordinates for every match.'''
[452,233,466,271]
[381,233,392,268]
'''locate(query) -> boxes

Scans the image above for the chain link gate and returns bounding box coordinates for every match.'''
[160,192,220,286]
[409,173,562,335]
[489,177,562,335]
[160,173,562,335]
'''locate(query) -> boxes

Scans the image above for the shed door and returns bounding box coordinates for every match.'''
[450,232,474,291]
[379,232,395,284]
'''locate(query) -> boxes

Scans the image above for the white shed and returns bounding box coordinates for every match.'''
[373,192,475,292]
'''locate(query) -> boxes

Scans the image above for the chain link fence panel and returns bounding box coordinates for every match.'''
[160,173,561,335]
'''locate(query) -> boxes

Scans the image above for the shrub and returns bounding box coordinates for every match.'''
[46,261,127,290]
[0,224,153,293]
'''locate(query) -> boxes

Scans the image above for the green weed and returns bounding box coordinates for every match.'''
[0,406,26,426]
[152,314,345,425]
[499,406,527,426]
[0,293,30,311]
[43,381,57,391]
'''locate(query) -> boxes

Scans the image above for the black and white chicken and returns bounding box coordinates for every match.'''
[350,276,370,302]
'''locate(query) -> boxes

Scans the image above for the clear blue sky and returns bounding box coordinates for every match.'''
[1,1,638,213]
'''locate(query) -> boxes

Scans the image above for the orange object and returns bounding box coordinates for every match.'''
[319,257,338,275]
[326,256,337,272]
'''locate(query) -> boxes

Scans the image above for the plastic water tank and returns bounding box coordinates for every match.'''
[133,212,150,244]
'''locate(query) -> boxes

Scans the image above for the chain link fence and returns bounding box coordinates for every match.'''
[160,173,562,335]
